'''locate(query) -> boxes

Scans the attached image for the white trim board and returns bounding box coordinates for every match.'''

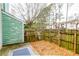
[0,4,2,49]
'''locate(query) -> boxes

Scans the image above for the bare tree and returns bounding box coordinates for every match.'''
[31,4,53,29]
[10,3,46,25]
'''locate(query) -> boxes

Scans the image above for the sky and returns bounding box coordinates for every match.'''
[63,3,79,22]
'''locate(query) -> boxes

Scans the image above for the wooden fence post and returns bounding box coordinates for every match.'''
[58,24,61,46]
[74,30,77,53]
[74,23,77,53]
[58,30,61,46]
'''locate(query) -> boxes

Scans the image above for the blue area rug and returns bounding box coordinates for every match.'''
[12,48,31,56]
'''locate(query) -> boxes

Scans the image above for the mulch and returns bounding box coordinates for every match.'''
[30,40,79,56]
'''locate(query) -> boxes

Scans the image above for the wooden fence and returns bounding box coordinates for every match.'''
[24,29,79,54]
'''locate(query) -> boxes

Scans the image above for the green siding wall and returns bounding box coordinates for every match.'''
[2,11,24,45]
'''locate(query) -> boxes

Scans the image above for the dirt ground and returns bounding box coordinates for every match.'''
[31,40,79,56]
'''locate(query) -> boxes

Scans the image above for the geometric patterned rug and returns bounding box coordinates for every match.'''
[10,46,36,56]
[12,48,31,56]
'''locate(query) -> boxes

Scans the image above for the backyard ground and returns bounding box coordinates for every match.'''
[31,40,79,56]
[0,40,79,56]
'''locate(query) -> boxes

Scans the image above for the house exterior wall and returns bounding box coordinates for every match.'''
[2,11,24,45]
[0,3,24,45]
